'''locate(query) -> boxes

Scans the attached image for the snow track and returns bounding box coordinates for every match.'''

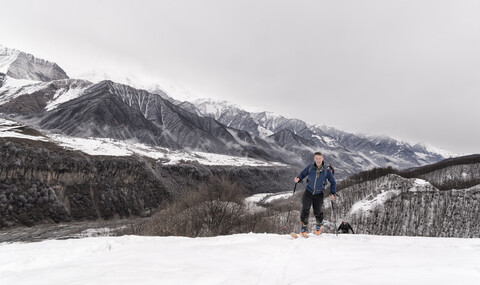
[1,233,479,285]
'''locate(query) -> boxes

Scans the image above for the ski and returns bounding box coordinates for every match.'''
[290,232,309,239]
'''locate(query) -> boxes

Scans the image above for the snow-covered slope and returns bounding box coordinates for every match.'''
[1,233,478,285]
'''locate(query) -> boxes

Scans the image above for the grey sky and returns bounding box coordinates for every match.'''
[1,0,479,154]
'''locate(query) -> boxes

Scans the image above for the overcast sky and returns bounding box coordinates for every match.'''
[1,0,479,154]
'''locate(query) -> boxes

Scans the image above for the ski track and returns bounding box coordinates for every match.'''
[255,235,302,284]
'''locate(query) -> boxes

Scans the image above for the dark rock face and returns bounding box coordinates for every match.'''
[0,73,4,88]
[0,139,170,228]
[112,82,240,154]
[0,138,297,229]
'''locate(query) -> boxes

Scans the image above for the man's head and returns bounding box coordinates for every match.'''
[314,152,324,167]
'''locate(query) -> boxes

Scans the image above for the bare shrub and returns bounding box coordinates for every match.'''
[138,175,249,237]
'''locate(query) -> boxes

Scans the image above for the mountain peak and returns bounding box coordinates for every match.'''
[414,143,461,158]
[0,45,21,74]
[74,70,149,90]
[0,45,68,82]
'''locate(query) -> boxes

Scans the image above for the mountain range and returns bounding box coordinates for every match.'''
[0,45,452,177]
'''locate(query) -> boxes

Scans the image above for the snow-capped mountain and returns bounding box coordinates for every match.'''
[148,82,200,104]
[0,78,289,163]
[0,45,68,82]
[74,70,150,90]
[0,45,453,177]
[180,98,450,174]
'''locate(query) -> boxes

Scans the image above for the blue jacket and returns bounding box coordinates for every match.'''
[297,162,336,195]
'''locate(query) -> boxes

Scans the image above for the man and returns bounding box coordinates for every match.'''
[294,151,336,236]
[338,220,355,234]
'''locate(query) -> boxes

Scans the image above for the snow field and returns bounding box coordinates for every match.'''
[1,233,479,285]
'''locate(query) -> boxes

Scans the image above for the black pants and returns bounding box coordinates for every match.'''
[301,190,324,225]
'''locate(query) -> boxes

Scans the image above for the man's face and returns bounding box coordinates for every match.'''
[314,155,324,166]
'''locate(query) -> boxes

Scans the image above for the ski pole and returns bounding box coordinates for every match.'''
[331,200,338,236]
[283,182,299,233]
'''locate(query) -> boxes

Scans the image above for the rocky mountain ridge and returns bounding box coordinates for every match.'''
[178,99,449,175]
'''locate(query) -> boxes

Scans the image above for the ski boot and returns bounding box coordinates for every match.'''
[300,222,309,238]
[315,223,323,236]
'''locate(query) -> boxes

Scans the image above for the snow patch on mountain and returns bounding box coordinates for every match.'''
[408,179,435,192]
[0,79,48,105]
[244,191,292,212]
[414,178,430,186]
[258,125,273,137]
[164,150,287,167]
[246,191,291,205]
[45,81,92,111]
[349,189,402,216]
[0,119,49,142]
[0,130,49,142]
[312,135,339,147]
[0,76,40,89]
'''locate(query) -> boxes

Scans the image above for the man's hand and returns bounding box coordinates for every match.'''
[329,194,335,201]
[294,177,300,183]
